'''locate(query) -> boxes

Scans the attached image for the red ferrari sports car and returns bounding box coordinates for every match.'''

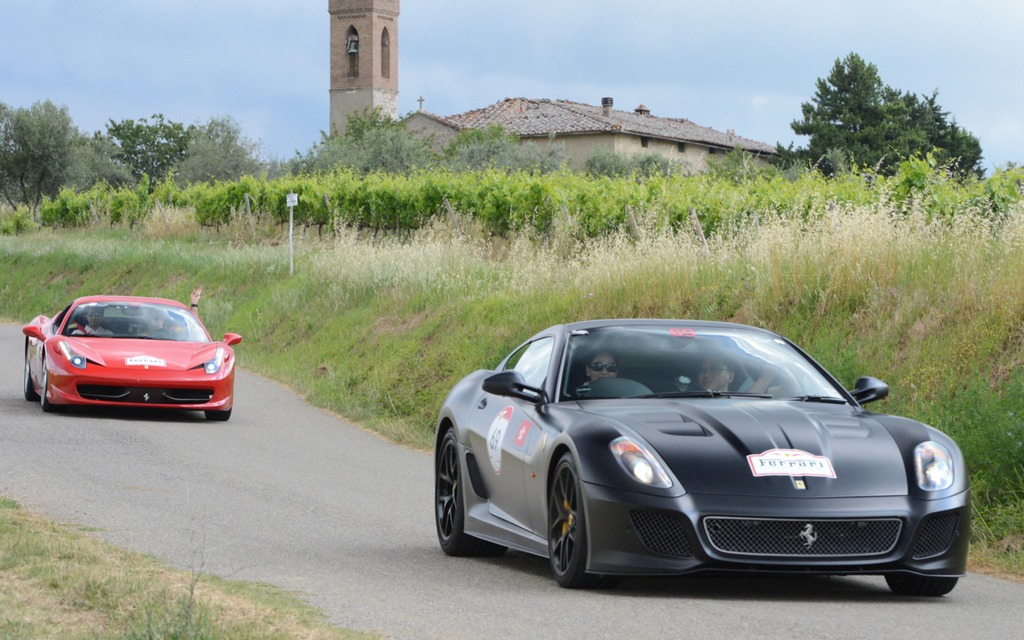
[22,295,242,421]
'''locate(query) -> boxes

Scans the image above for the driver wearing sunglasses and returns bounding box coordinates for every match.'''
[586,352,619,381]
[575,351,619,397]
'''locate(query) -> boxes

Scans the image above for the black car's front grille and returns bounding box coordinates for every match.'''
[77,385,213,405]
[911,512,960,559]
[703,516,902,557]
[630,510,694,558]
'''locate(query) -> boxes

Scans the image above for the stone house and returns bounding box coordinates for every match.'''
[404,97,778,172]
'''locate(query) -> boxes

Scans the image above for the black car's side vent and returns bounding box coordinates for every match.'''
[464,452,489,500]
[912,512,960,559]
[630,510,694,558]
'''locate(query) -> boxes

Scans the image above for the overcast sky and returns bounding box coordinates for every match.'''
[3,1,1021,172]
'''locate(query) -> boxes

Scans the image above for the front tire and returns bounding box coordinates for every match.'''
[435,429,506,557]
[885,574,959,596]
[548,452,597,588]
[23,345,40,401]
[205,408,232,421]
[39,357,62,413]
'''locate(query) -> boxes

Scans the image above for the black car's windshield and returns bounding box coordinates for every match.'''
[63,301,210,343]
[560,324,844,402]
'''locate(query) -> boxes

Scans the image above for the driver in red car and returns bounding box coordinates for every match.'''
[75,306,113,336]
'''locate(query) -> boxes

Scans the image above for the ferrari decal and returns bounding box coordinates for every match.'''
[487,406,514,474]
[747,449,837,478]
[126,355,166,367]
[513,420,532,448]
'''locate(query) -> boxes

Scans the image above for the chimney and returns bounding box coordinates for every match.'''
[601,97,613,117]
[635,104,651,116]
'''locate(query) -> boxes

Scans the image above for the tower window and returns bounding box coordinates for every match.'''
[381,27,390,79]
[346,26,359,78]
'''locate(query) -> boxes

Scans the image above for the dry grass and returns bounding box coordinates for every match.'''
[0,500,377,639]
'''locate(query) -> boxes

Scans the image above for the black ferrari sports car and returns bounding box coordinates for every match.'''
[434,320,969,595]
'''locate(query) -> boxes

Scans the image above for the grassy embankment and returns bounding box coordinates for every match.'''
[2,200,1023,634]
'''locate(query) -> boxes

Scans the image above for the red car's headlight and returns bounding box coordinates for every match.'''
[204,347,226,375]
[57,341,87,369]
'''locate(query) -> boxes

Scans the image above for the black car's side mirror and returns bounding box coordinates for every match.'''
[850,376,889,405]
[482,371,547,405]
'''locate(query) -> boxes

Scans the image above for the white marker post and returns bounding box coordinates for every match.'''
[286,192,298,275]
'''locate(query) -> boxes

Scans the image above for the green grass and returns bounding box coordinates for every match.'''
[1,200,1023,635]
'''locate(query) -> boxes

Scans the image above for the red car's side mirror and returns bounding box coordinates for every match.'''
[23,325,46,341]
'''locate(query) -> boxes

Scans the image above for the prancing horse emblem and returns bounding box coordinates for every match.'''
[143,392,150,402]
[799,523,817,548]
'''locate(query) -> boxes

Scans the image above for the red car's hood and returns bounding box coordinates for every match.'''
[581,399,909,498]
[65,337,224,372]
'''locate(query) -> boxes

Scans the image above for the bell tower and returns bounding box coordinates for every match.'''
[328,0,399,137]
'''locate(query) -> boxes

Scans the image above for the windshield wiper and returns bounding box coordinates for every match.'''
[788,395,848,404]
[640,391,771,399]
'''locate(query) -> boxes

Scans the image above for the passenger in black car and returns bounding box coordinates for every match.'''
[697,354,735,392]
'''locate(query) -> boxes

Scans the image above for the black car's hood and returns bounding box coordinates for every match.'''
[577,399,909,498]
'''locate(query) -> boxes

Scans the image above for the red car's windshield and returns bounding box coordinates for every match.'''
[62,301,210,343]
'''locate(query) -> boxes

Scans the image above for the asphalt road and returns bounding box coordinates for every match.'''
[1,323,1020,639]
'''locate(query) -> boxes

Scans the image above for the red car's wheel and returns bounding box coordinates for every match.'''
[205,408,232,421]
[23,344,40,402]
[39,353,63,413]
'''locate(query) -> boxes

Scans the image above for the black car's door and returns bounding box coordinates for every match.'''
[467,336,553,532]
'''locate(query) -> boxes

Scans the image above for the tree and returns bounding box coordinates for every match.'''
[788,53,983,178]
[287,108,435,175]
[909,92,983,178]
[286,131,353,175]
[106,114,193,185]
[443,125,565,173]
[66,132,133,191]
[0,100,77,217]
[173,115,264,185]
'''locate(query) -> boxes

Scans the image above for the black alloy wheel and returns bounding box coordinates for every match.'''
[548,452,597,588]
[435,429,505,557]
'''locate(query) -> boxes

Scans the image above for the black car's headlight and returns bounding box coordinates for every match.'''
[915,441,954,491]
[57,341,87,369]
[204,347,226,375]
[610,436,672,488]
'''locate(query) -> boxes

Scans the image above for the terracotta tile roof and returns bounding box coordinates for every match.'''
[440,98,777,154]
